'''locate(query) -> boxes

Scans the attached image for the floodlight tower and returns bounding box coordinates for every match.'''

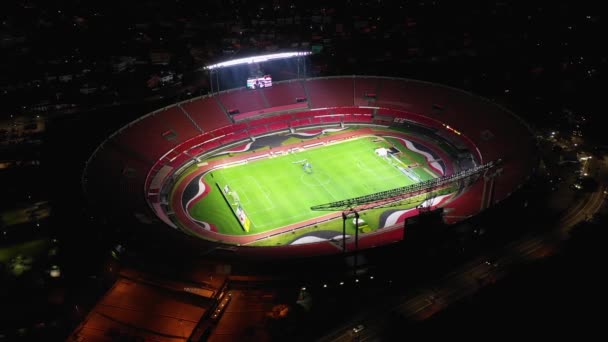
[341,208,362,276]
[203,51,312,94]
[341,209,360,253]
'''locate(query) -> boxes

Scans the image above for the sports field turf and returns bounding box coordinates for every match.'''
[189,136,437,235]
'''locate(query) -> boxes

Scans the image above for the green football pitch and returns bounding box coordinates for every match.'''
[189,136,437,235]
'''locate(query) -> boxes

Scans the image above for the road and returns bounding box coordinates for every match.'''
[318,156,607,342]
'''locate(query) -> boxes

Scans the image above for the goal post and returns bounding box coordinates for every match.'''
[375,147,389,158]
[230,191,241,204]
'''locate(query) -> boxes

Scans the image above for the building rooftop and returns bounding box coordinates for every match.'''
[67,269,225,342]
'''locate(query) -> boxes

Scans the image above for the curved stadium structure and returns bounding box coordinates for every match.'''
[83,76,537,258]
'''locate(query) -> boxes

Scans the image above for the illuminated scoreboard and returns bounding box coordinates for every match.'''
[246,75,272,89]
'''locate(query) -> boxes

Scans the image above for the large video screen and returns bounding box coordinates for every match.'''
[246,75,272,89]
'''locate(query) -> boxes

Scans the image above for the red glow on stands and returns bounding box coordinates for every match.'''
[86,76,536,258]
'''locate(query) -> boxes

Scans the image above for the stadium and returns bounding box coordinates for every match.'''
[83,54,537,259]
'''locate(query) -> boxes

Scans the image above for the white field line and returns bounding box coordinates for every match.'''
[423,167,439,178]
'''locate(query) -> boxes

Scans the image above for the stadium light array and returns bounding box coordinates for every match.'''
[310,162,495,211]
[204,51,311,70]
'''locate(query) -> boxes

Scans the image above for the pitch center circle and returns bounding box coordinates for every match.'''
[300,171,331,187]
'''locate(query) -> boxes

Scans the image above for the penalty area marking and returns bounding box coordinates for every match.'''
[355,160,402,181]
[243,175,276,213]
[225,179,252,205]
[355,160,375,174]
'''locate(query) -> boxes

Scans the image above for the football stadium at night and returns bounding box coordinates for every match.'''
[83,53,537,259]
[7,3,608,340]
